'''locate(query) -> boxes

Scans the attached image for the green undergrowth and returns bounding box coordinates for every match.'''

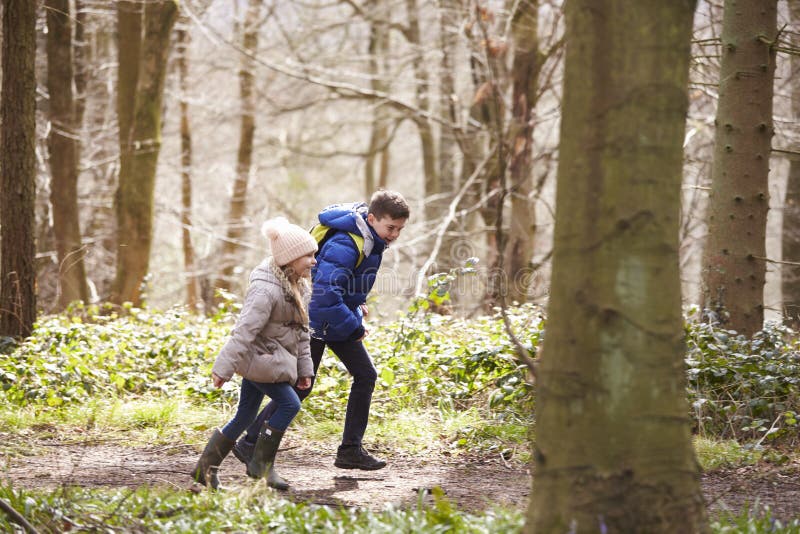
[0,483,524,534]
[2,300,800,457]
[685,307,800,446]
[0,482,796,533]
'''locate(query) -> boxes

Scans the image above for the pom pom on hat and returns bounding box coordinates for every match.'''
[261,217,318,266]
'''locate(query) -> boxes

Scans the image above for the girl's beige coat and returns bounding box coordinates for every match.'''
[212,259,314,384]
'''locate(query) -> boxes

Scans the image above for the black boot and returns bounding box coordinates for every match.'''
[246,423,289,490]
[232,437,255,465]
[191,429,235,489]
[334,444,387,470]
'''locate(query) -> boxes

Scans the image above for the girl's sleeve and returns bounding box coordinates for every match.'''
[212,285,275,380]
[296,326,314,378]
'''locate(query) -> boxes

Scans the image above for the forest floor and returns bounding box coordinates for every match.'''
[2,433,800,522]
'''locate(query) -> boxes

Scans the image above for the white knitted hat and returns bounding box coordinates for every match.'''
[261,217,318,266]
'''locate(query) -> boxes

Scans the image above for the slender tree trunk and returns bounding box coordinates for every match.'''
[405,0,439,223]
[497,0,539,304]
[527,2,707,532]
[111,0,178,305]
[702,0,777,335]
[365,2,391,198]
[781,1,800,328]
[45,0,90,309]
[0,0,37,338]
[176,19,200,312]
[435,0,461,273]
[215,0,261,294]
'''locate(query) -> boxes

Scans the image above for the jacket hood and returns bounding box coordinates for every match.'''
[318,202,381,256]
[250,259,280,285]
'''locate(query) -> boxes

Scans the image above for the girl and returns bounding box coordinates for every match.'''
[191,217,317,490]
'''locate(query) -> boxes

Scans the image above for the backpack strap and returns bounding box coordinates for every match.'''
[310,224,366,268]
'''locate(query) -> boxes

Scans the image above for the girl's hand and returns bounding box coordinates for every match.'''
[360,304,369,317]
[296,376,312,390]
[212,373,227,388]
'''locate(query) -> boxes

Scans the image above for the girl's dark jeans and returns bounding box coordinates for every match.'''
[243,337,377,446]
[220,379,301,440]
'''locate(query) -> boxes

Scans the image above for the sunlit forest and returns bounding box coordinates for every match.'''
[1,0,800,532]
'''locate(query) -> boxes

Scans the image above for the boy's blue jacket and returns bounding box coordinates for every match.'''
[309,202,386,341]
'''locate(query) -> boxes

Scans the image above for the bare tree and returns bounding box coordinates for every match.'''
[111,0,179,305]
[702,0,778,335]
[527,1,707,531]
[0,0,37,337]
[213,0,262,297]
[176,15,200,311]
[782,0,800,327]
[45,0,91,309]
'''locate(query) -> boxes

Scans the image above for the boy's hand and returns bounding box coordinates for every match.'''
[212,372,227,388]
[358,328,369,341]
[360,304,369,317]
[296,377,312,390]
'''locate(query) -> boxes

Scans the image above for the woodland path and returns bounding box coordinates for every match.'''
[2,436,799,522]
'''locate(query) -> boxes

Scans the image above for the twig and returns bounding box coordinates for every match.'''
[0,498,40,534]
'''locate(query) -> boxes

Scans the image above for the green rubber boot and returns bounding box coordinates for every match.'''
[191,428,235,490]
[246,423,289,490]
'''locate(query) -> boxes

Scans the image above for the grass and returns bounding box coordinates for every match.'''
[695,436,763,471]
[0,483,526,533]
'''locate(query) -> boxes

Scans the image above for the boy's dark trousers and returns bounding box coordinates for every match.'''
[243,337,378,446]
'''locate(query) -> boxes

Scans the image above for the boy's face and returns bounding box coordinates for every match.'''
[367,214,407,245]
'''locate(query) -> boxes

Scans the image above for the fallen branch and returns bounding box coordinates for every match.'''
[0,497,40,534]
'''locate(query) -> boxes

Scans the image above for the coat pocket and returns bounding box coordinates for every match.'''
[243,344,298,384]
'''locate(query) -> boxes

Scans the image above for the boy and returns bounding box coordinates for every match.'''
[233,190,409,470]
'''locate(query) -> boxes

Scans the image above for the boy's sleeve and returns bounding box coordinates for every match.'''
[310,233,363,340]
[212,285,274,379]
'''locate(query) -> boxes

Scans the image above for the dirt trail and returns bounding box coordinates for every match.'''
[2,439,799,521]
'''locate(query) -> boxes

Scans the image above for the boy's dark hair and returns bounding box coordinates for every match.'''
[368,190,410,220]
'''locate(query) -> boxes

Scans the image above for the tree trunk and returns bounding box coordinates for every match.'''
[0,0,37,338]
[435,0,460,274]
[405,0,439,223]
[781,1,800,328]
[176,19,200,312]
[365,2,391,198]
[111,0,178,305]
[702,0,777,336]
[45,0,90,309]
[527,2,707,532]
[497,0,539,305]
[215,0,261,295]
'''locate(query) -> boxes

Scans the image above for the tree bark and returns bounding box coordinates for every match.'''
[781,1,800,328]
[176,18,200,312]
[45,0,90,309]
[214,0,261,295]
[365,1,391,198]
[702,0,777,336]
[0,0,37,338]
[111,0,178,305]
[527,2,707,532]
[497,0,539,305]
[405,0,440,223]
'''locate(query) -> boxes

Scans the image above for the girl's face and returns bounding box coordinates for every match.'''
[286,252,317,279]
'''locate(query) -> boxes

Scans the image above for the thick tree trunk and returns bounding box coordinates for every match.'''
[527,2,707,533]
[45,0,90,309]
[0,0,37,338]
[702,0,777,335]
[781,1,800,328]
[215,0,261,294]
[497,0,539,305]
[177,20,200,312]
[111,0,178,305]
